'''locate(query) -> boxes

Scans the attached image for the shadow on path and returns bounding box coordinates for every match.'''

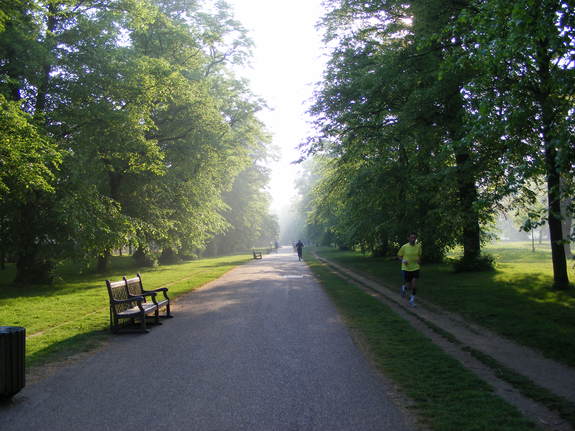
[0,247,418,431]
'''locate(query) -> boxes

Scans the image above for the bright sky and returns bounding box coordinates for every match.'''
[226,0,327,215]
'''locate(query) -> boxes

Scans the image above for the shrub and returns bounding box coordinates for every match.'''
[133,247,157,267]
[452,254,496,272]
[159,248,180,265]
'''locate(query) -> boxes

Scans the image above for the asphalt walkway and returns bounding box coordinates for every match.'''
[0,248,416,431]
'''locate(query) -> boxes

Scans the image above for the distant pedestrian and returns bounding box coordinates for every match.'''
[397,232,422,307]
[295,240,304,261]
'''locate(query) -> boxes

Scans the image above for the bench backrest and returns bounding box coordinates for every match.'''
[106,279,131,313]
[124,274,144,297]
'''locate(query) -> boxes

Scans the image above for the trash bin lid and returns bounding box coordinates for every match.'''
[0,326,25,334]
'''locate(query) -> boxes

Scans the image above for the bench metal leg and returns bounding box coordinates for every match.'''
[154,308,160,325]
[111,316,119,334]
[139,313,148,332]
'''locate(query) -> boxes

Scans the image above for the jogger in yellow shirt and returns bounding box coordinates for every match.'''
[397,232,422,307]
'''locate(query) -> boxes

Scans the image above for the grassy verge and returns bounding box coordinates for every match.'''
[380,286,575,429]
[0,254,250,367]
[305,251,536,430]
[314,243,575,368]
[464,347,575,428]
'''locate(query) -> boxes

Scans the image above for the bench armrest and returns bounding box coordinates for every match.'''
[132,291,157,298]
[143,287,169,301]
[142,287,167,293]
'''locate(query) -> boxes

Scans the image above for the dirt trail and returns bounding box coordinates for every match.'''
[315,254,575,431]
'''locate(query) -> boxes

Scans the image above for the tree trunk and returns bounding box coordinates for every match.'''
[415,136,446,263]
[444,86,482,265]
[396,139,411,246]
[561,196,572,259]
[96,250,110,273]
[541,120,569,287]
[15,252,35,284]
[545,169,569,288]
[159,247,179,264]
[455,150,481,262]
[35,4,57,113]
[539,228,543,245]
[13,203,53,284]
[107,169,123,202]
[133,246,155,267]
[537,37,570,289]
[14,203,36,282]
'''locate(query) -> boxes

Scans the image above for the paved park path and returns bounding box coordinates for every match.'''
[0,248,417,431]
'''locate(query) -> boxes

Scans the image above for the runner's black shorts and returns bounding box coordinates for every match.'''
[402,270,420,282]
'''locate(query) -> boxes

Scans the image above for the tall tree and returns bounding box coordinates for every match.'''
[456,0,575,287]
[0,95,62,276]
[0,0,277,281]
[307,0,490,263]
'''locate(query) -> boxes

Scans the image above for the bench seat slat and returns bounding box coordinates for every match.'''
[116,303,157,317]
[154,299,169,309]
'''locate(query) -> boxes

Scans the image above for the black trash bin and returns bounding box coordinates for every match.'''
[0,326,25,399]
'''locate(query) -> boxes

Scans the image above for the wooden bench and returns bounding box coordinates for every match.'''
[123,273,172,319]
[253,250,262,259]
[106,279,160,333]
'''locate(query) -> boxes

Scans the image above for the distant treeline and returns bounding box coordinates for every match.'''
[0,0,278,284]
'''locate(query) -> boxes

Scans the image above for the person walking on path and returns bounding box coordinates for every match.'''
[0,247,414,431]
[397,232,422,307]
[295,240,304,261]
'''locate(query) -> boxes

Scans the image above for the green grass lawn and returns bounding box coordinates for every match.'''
[305,251,536,431]
[0,254,250,367]
[314,241,575,368]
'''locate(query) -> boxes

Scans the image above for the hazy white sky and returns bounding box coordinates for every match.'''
[226,0,327,214]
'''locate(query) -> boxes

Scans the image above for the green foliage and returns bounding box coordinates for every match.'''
[451,0,575,286]
[303,0,488,264]
[132,246,158,267]
[0,92,64,283]
[206,158,279,254]
[0,96,62,198]
[300,0,573,284]
[0,0,276,282]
